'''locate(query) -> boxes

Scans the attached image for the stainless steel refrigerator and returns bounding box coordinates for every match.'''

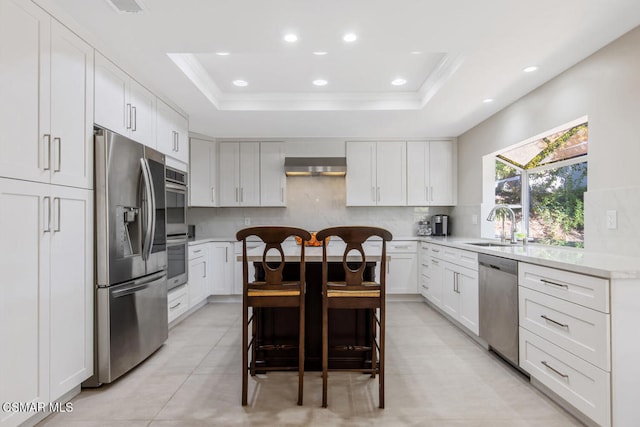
[86,127,168,386]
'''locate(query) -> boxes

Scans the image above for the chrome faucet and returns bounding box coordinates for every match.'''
[487,204,518,244]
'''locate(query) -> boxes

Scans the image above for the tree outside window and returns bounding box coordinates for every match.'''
[493,122,588,247]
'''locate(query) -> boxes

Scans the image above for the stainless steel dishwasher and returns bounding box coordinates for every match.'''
[478,253,519,367]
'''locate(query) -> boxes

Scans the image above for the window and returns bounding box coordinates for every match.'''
[491,120,588,247]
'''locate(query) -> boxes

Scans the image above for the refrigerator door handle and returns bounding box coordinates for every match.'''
[140,158,155,260]
[111,271,167,297]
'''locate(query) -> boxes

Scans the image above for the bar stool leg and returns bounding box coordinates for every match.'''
[242,298,248,405]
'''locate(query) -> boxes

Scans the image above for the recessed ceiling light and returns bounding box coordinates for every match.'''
[483,98,494,103]
[232,79,248,87]
[410,51,422,55]
[391,78,407,86]
[284,33,298,43]
[312,79,328,86]
[216,51,230,56]
[313,51,328,56]
[523,65,538,73]
[343,33,358,43]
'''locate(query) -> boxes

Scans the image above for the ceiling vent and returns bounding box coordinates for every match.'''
[105,0,146,14]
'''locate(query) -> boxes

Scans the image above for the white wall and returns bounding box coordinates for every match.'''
[454,25,640,256]
[188,176,448,239]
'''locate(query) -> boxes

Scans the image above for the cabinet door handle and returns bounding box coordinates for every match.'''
[377,186,380,202]
[131,106,137,131]
[432,248,440,253]
[541,361,569,379]
[540,314,568,328]
[53,197,61,232]
[169,301,182,310]
[430,186,434,201]
[126,103,132,129]
[235,187,239,202]
[43,134,51,171]
[240,187,244,203]
[387,257,391,274]
[211,187,215,203]
[176,132,179,152]
[193,249,202,254]
[225,247,228,262]
[281,187,284,203]
[43,196,51,233]
[203,261,207,278]
[540,279,569,289]
[53,137,61,172]
[431,260,439,265]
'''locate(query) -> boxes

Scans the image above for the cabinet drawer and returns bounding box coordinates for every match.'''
[189,243,207,260]
[430,244,478,271]
[387,241,417,253]
[168,285,189,323]
[520,328,611,427]
[519,263,609,313]
[519,287,610,370]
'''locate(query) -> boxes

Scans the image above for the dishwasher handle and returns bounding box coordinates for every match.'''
[478,253,517,276]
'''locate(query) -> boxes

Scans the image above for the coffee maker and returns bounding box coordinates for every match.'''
[431,214,450,236]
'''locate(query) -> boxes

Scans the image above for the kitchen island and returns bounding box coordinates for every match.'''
[243,241,385,371]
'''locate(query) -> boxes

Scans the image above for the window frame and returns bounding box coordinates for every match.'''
[482,116,589,245]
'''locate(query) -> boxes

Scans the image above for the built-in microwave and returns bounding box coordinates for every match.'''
[165,167,188,236]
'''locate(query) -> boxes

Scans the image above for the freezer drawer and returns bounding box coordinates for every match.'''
[96,272,168,383]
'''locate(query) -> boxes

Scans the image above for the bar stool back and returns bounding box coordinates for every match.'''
[236,226,312,406]
[315,226,393,409]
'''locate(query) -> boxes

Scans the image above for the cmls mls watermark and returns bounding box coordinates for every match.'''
[2,401,73,413]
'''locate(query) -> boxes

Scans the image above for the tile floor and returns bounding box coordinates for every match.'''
[38,301,583,426]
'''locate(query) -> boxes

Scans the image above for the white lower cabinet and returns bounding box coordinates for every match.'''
[518,262,612,427]
[520,328,610,427]
[233,241,259,295]
[188,243,210,306]
[385,241,418,294]
[0,179,93,427]
[210,242,234,295]
[428,243,479,335]
[441,262,479,334]
[168,284,189,324]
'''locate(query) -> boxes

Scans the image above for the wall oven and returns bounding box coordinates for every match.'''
[167,234,188,290]
[165,167,188,236]
[165,166,188,289]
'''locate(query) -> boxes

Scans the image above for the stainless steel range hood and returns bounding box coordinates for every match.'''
[284,157,347,176]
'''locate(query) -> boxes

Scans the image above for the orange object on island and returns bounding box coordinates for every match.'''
[295,231,329,246]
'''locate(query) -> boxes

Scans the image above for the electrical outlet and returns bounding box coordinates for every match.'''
[244,217,251,226]
[606,210,617,229]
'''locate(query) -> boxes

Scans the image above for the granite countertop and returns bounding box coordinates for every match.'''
[422,236,640,279]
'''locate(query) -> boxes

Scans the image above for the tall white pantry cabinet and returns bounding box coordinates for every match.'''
[0,1,94,426]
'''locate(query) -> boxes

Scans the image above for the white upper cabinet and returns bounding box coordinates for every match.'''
[346,141,406,206]
[157,99,189,164]
[95,53,156,148]
[218,142,260,207]
[407,140,455,206]
[128,80,156,148]
[260,142,286,207]
[0,1,93,189]
[189,137,218,207]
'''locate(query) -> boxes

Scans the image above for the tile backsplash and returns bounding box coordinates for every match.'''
[188,176,449,239]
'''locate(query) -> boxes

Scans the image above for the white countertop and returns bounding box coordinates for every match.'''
[422,236,640,279]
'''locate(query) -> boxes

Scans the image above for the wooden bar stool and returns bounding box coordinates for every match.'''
[315,226,392,409]
[236,226,312,406]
